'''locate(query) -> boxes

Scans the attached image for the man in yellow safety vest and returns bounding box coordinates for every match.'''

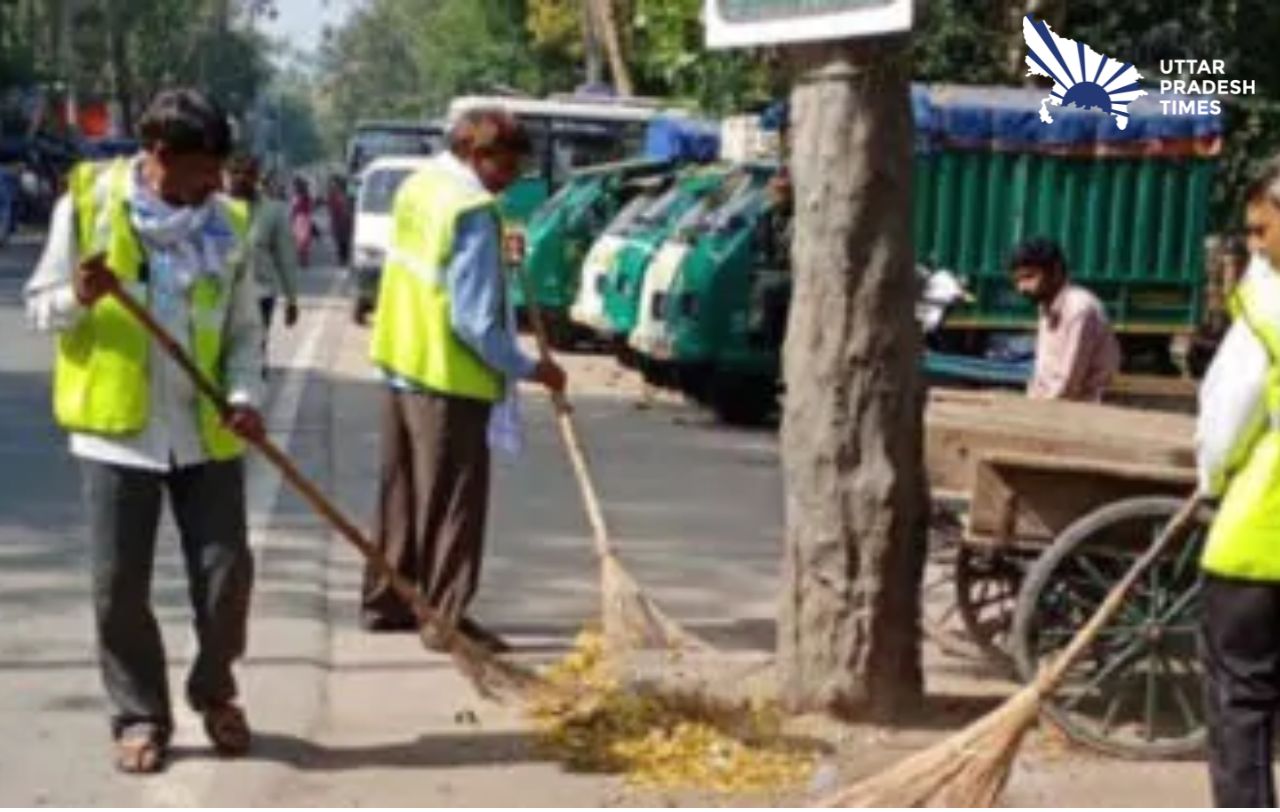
[23,89,263,774]
[1197,156,1280,807]
[363,108,565,648]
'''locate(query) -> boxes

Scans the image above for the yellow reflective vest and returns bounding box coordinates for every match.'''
[53,159,250,460]
[1202,273,1280,580]
[368,160,504,402]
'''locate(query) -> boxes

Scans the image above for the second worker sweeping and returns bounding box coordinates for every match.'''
[362,108,566,650]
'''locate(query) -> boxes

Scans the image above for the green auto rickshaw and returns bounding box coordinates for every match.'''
[508,159,675,347]
[630,165,789,424]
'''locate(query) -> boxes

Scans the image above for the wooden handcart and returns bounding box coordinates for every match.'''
[924,389,1205,759]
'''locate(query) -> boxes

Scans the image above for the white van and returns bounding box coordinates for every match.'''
[350,155,432,324]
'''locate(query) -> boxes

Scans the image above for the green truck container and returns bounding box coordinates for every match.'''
[917,85,1222,364]
[627,85,1222,423]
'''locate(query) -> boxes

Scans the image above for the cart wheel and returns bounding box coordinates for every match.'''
[922,507,1024,667]
[1011,496,1206,759]
[922,510,983,659]
[707,372,777,426]
[954,545,1026,666]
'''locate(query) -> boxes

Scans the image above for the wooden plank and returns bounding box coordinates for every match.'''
[928,388,1195,440]
[927,416,1194,494]
[925,388,1195,494]
[965,451,1196,548]
[1109,374,1199,399]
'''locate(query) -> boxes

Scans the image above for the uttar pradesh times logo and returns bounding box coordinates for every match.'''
[1022,15,1256,130]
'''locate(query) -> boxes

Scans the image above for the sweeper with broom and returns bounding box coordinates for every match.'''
[23,88,262,774]
[1194,156,1280,808]
[362,108,566,650]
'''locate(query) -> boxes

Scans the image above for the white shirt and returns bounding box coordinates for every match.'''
[24,160,262,472]
[1196,254,1276,496]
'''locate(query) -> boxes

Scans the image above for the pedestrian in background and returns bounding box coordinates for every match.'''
[326,174,353,266]
[226,154,300,374]
[362,108,566,648]
[1009,236,1120,401]
[23,88,263,774]
[289,176,314,267]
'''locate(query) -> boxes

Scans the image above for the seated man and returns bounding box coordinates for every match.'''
[1009,237,1120,401]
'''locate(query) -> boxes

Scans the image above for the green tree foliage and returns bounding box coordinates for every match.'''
[913,0,1011,85]
[315,0,578,154]
[0,0,274,126]
[629,0,776,114]
[523,0,778,114]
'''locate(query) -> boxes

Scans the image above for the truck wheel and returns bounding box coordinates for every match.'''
[708,372,777,426]
[544,311,576,351]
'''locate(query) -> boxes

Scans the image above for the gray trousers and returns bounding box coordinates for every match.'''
[363,388,491,625]
[82,458,253,741]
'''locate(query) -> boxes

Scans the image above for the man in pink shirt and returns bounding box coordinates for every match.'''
[1009,238,1120,401]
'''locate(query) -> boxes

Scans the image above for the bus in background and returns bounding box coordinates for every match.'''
[345,119,445,179]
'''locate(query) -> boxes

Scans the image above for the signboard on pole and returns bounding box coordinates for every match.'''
[705,0,912,49]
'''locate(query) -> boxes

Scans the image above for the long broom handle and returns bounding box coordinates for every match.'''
[1038,495,1203,693]
[101,277,463,643]
[512,265,615,559]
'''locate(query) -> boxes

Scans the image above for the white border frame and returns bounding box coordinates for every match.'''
[705,0,913,48]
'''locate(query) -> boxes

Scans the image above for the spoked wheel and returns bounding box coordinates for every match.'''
[955,545,1028,666]
[1011,496,1206,759]
[922,511,983,659]
[922,505,1026,666]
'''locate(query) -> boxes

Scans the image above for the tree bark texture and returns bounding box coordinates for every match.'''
[588,0,634,97]
[777,38,928,722]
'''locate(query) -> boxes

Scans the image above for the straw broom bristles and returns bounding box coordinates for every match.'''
[601,552,711,653]
[515,266,710,654]
[816,496,1202,808]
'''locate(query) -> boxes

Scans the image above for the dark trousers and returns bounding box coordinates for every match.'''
[259,296,276,329]
[363,387,491,625]
[83,458,254,741]
[1201,574,1280,807]
[259,297,276,378]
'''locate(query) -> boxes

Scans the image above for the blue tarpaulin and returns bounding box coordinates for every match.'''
[643,117,721,163]
[920,83,1223,147]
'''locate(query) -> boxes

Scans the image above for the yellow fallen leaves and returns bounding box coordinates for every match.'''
[528,631,818,797]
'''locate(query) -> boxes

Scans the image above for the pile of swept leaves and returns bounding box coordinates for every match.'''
[528,631,818,797]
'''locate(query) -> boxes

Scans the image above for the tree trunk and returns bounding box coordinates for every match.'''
[104,0,134,133]
[588,0,633,96]
[581,0,604,87]
[777,37,927,723]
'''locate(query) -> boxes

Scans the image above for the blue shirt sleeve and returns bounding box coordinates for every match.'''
[446,210,538,381]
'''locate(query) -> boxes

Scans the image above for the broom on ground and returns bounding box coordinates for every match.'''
[514,265,708,653]
[98,259,543,703]
[818,495,1204,807]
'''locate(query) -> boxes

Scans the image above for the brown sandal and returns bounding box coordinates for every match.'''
[115,728,166,774]
[203,702,251,756]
